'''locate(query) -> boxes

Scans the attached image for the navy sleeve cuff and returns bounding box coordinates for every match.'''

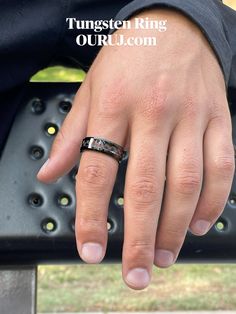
[110,0,233,88]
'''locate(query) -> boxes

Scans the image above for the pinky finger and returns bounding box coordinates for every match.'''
[189,114,235,235]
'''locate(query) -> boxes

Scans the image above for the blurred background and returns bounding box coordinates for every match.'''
[32,1,236,312]
[225,0,236,8]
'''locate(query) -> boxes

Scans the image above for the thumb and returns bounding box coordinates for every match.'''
[37,78,90,183]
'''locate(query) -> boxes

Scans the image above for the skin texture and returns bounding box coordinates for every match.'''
[37,9,235,290]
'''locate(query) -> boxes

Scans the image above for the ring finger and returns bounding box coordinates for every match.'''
[154,117,204,268]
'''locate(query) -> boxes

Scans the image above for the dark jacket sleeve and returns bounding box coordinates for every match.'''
[110,0,236,90]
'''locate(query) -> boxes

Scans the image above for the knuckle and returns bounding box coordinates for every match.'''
[135,157,158,179]
[126,240,154,260]
[79,163,108,188]
[142,101,167,121]
[209,105,231,125]
[182,95,198,116]
[165,226,185,240]
[129,177,158,204]
[156,228,185,250]
[213,155,235,175]
[129,240,153,250]
[140,88,169,121]
[174,171,201,195]
[76,216,106,237]
[172,159,201,195]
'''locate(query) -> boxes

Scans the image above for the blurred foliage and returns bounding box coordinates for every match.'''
[31,66,85,82]
[224,0,236,9]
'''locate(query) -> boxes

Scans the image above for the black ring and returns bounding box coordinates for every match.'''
[80,137,128,164]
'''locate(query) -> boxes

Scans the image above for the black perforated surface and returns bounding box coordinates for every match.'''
[0,83,236,265]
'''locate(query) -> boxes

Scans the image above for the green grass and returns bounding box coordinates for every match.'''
[38,263,236,313]
[35,67,236,312]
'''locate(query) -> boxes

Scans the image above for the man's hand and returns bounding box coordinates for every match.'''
[37,9,235,290]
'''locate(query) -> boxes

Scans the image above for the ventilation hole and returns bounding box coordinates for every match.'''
[45,123,58,136]
[30,146,44,160]
[59,100,72,114]
[28,193,43,207]
[107,219,114,231]
[58,194,71,207]
[42,218,57,233]
[215,218,228,232]
[229,196,236,205]
[70,166,78,182]
[116,196,124,206]
[31,99,46,114]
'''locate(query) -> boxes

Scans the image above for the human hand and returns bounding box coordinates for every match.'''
[37,9,235,290]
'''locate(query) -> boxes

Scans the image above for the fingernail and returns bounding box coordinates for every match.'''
[38,158,50,175]
[191,220,211,235]
[126,268,150,289]
[81,242,103,263]
[155,249,175,267]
